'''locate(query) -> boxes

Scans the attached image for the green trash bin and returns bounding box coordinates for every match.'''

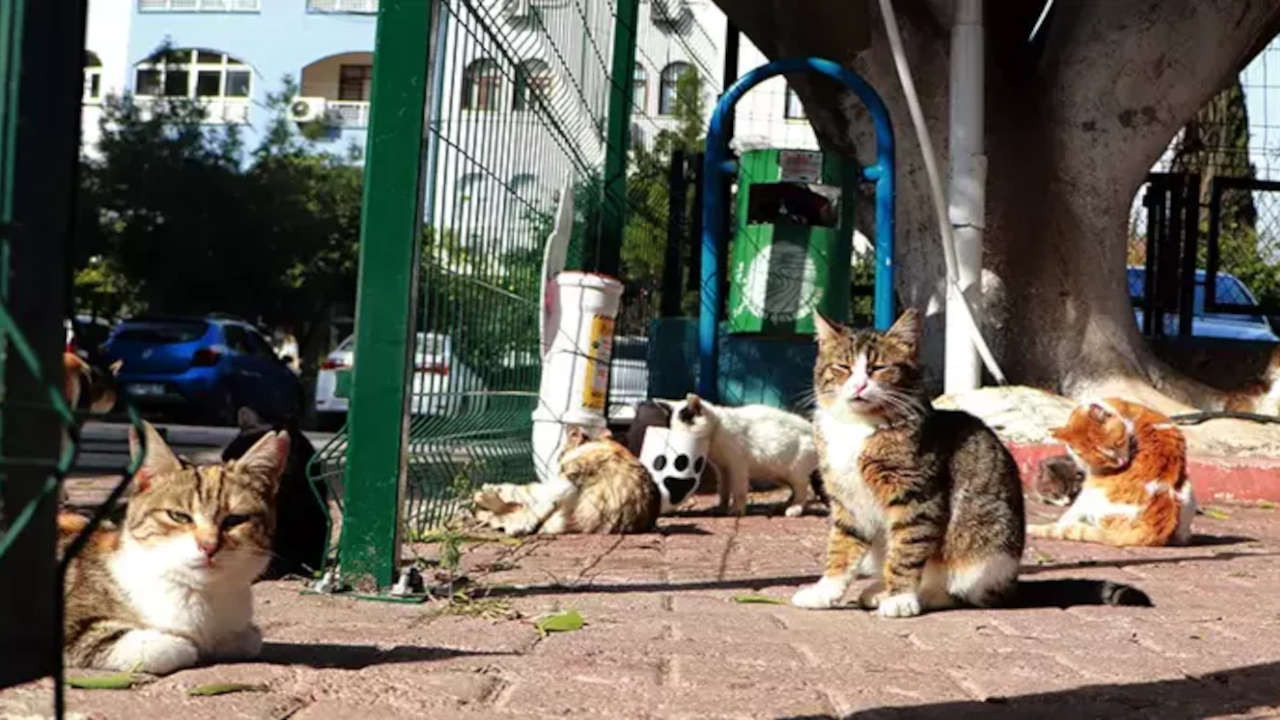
[727,148,855,335]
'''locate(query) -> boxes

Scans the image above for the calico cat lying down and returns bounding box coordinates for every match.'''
[62,421,289,674]
[473,425,659,535]
[1030,398,1196,547]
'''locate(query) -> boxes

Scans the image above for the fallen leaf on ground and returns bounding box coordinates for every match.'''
[66,672,136,690]
[731,594,786,604]
[1203,508,1231,520]
[1258,501,1276,510]
[188,682,269,696]
[535,609,584,636]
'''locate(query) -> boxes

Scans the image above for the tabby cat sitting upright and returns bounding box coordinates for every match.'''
[791,309,1026,617]
[62,421,289,674]
[473,425,659,535]
[1029,398,1195,547]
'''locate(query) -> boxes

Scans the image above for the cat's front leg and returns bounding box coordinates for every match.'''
[99,628,200,675]
[207,623,263,661]
[792,503,867,609]
[877,505,943,618]
[717,460,749,515]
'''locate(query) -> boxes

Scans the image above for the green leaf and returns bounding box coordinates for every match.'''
[535,609,584,637]
[1203,507,1230,520]
[66,672,136,690]
[187,682,269,696]
[1258,501,1276,510]
[731,594,786,605]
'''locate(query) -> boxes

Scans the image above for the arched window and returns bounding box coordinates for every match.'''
[659,61,691,116]
[462,58,502,111]
[84,51,102,102]
[632,63,648,113]
[513,59,552,111]
[134,48,251,100]
[784,84,806,120]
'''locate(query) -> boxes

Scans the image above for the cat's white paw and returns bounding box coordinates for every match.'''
[783,503,805,518]
[791,576,847,609]
[103,629,199,675]
[877,592,922,618]
[212,623,262,660]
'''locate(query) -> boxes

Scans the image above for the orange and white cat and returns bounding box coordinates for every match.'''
[1029,398,1195,547]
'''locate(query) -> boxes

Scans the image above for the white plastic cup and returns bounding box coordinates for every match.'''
[531,271,624,482]
[639,426,710,513]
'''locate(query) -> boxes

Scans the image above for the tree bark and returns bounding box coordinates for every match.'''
[715,0,1280,410]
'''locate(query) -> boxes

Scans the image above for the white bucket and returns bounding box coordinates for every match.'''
[531,271,624,482]
[638,426,710,513]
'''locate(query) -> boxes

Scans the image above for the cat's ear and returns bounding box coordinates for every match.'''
[129,421,182,493]
[233,429,291,485]
[108,359,123,376]
[683,393,702,413]
[1049,426,1067,442]
[237,406,266,431]
[884,308,922,355]
[564,424,589,449]
[813,311,843,344]
[597,427,614,440]
[1087,403,1110,424]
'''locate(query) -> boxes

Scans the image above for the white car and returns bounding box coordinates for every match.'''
[314,332,487,426]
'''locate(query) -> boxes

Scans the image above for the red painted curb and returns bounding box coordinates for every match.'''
[1008,443,1280,503]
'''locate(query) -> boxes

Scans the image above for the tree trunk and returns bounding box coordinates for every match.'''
[716,0,1280,411]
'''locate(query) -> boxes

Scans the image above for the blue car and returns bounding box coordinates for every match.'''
[1128,267,1280,342]
[103,315,303,425]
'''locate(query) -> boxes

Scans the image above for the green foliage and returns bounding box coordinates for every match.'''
[1167,79,1280,308]
[615,68,706,330]
[74,69,363,372]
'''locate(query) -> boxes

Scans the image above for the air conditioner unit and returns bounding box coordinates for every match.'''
[289,96,327,123]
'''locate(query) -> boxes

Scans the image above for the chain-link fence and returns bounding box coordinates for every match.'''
[1128,36,1280,328]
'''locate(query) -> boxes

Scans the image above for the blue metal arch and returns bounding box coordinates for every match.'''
[696,57,895,400]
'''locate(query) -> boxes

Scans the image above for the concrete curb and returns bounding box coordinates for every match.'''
[1008,442,1280,502]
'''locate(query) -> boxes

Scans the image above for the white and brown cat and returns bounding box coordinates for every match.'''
[472,425,659,535]
[61,421,289,674]
[666,394,819,517]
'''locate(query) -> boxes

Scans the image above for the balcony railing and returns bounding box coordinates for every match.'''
[325,100,371,128]
[306,0,378,12]
[138,0,260,11]
[135,97,251,125]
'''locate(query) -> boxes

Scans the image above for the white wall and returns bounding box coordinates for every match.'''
[82,0,133,156]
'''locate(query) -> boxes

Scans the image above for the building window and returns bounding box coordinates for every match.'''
[784,85,806,120]
[306,0,378,12]
[134,48,252,100]
[138,0,261,11]
[659,61,690,116]
[513,59,552,111]
[338,64,373,101]
[84,51,103,102]
[632,63,647,113]
[462,58,502,112]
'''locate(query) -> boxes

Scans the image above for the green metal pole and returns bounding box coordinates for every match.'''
[338,0,432,591]
[596,0,640,275]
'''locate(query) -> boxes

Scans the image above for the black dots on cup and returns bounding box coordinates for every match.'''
[694,456,704,473]
[653,455,667,471]
[675,454,689,471]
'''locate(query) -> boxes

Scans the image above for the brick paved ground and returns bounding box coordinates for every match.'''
[6,491,1280,719]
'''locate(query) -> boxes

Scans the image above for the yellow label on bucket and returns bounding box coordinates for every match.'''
[581,314,615,410]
